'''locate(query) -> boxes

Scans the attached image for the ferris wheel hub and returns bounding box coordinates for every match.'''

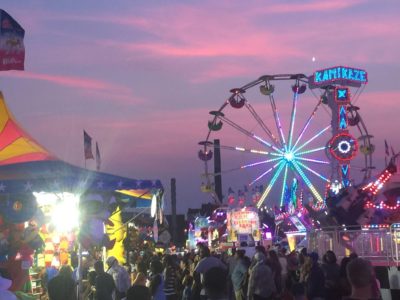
[284,152,295,162]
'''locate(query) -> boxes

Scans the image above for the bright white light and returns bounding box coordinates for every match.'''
[151,194,157,217]
[338,140,351,154]
[330,180,342,195]
[312,57,316,62]
[284,152,294,161]
[34,192,80,233]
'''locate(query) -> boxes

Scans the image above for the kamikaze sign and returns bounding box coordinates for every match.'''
[0,10,25,71]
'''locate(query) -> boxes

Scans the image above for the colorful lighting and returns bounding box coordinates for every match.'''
[312,66,368,86]
[362,169,393,195]
[362,224,390,229]
[364,200,400,210]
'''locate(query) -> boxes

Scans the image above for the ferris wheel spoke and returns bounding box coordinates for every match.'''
[256,161,286,208]
[217,144,277,156]
[241,157,282,169]
[279,164,289,206]
[287,89,300,151]
[244,102,282,149]
[295,156,330,165]
[249,160,283,187]
[219,115,283,153]
[202,157,281,177]
[292,100,323,150]
[295,160,330,182]
[292,161,324,203]
[295,146,326,156]
[268,93,287,151]
[293,125,331,154]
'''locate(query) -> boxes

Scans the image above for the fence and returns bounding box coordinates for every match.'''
[307,223,400,265]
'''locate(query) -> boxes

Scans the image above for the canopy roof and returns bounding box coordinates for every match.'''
[0,92,162,205]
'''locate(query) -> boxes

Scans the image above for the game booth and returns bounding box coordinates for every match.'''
[0,93,164,298]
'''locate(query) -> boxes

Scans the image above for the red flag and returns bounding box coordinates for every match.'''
[96,142,101,170]
[83,130,94,159]
[0,10,25,71]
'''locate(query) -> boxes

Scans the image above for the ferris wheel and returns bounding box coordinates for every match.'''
[199,67,374,209]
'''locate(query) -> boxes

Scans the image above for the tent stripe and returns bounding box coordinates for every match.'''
[0,119,22,150]
[0,152,54,166]
[0,92,54,164]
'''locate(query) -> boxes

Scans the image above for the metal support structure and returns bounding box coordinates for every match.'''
[171,178,177,243]
[214,139,223,203]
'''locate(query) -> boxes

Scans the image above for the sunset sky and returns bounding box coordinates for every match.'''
[1,0,399,214]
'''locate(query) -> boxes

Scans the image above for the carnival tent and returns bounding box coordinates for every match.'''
[0,91,163,205]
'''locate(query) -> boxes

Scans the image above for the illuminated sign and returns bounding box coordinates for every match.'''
[227,208,259,235]
[335,87,350,103]
[313,66,367,86]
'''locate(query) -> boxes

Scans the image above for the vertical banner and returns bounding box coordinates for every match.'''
[95,142,101,170]
[0,10,25,71]
[83,130,94,160]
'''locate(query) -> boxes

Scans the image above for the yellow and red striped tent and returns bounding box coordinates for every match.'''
[0,92,162,204]
[0,91,55,165]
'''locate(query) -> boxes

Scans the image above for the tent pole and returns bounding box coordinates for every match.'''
[77,242,83,300]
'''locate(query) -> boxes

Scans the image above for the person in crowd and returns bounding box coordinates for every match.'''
[247,252,276,300]
[132,261,147,286]
[227,248,237,300]
[193,246,226,300]
[298,248,308,266]
[126,284,151,300]
[278,248,288,291]
[231,249,248,300]
[180,258,192,300]
[285,250,300,293]
[266,250,282,294]
[291,283,306,300]
[149,260,166,300]
[82,270,97,300]
[163,255,179,300]
[203,267,228,300]
[345,258,381,300]
[106,256,131,300]
[304,252,325,300]
[339,256,352,298]
[47,265,77,300]
[94,260,116,300]
[321,250,340,300]
[0,275,17,300]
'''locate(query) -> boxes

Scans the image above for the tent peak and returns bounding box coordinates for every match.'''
[0,91,56,165]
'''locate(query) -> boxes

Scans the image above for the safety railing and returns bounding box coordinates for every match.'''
[307,224,400,265]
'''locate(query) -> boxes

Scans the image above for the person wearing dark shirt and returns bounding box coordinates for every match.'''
[127,284,151,300]
[163,255,178,300]
[344,258,381,300]
[94,260,116,300]
[305,252,325,300]
[47,265,77,300]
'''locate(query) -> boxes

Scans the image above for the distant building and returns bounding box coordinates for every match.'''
[164,214,186,247]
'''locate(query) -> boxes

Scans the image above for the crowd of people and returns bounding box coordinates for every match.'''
[32,243,382,300]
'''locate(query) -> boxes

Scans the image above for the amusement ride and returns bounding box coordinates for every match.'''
[199,66,373,211]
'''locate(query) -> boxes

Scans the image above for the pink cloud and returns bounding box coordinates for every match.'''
[10,1,399,84]
[0,70,138,103]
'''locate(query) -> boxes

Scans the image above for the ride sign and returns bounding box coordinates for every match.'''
[309,66,367,88]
